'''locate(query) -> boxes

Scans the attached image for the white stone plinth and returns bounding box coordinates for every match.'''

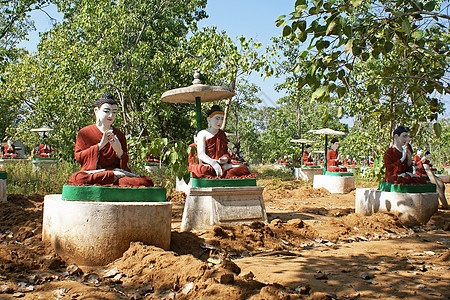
[181,186,267,232]
[0,179,6,203]
[313,174,355,194]
[0,159,28,169]
[176,177,192,195]
[32,159,57,172]
[294,167,323,181]
[43,194,172,266]
[355,188,439,225]
[435,174,449,183]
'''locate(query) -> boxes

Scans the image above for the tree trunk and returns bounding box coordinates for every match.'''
[221,73,237,131]
[297,101,301,138]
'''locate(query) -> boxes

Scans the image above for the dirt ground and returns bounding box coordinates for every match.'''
[0,180,448,299]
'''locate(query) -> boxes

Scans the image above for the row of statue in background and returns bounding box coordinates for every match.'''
[1,138,54,159]
[275,137,442,178]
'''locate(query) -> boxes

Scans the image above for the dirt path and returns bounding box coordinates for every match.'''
[0,181,448,299]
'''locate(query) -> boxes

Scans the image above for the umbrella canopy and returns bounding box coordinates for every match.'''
[290,138,315,144]
[30,127,53,133]
[161,69,235,131]
[308,128,345,135]
[161,84,234,104]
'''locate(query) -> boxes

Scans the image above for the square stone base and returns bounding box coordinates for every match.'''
[294,167,323,181]
[313,174,355,194]
[32,159,58,172]
[355,188,439,225]
[180,186,267,231]
[0,179,6,203]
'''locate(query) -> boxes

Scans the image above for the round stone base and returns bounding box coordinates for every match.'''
[355,188,439,226]
[42,194,172,266]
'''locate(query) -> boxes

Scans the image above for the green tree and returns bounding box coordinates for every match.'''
[3,0,207,161]
[277,0,449,131]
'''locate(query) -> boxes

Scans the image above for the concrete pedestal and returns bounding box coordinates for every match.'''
[0,179,6,203]
[32,159,57,172]
[355,188,439,225]
[435,174,449,183]
[181,186,267,231]
[313,174,355,194]
[346,167,359,174]
[0,159,28,169]
[294,167,323,181]
[43,194,172,266]
[176,177,192,195]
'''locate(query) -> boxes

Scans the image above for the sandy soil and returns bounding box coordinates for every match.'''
[0,181,448,299]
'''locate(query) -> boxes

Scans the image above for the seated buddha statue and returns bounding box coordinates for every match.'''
[36,136,53,158]
[383,126,426,185]
[413,147,423,167]
[326,138,347,172]
[2,140,19,158]
[68,93,153,187]
[415,150,437,176]
[188,105,255,179]
[302,145,317,166]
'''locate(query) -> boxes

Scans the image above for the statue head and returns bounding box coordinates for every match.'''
[305,144,312,152]
[416,147,423,156]
[94,93,118,128]
[424,150,431,160]
[330,138,339,150]
[393,125,410,147]
[206,105,224,131]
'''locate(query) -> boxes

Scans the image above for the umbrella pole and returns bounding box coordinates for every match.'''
[301,144,304,166]
[195,97,202,132]
[324,135,328,175]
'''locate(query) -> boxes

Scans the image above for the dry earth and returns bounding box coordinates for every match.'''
[0,180,448,299]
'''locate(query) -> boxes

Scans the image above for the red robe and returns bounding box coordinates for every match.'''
[413,154,421,165]
[326,149,347,172]
[302,151,316,166]
[68,124,153,187]
[38,144,52,158]
[384,146,426,184]
[2,144,19,158]
[189,130,255,179]
[415,158,437,176]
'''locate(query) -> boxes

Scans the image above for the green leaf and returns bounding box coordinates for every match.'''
[283,25,292,37]
[351,0,362,7]
[295,0,308,11]
[423,1,436,11]
[401,19,411,35]
[311,86,328,100]
[169,152,178,164]
[321,110,330,126]
[336,106,343,118]
[344,39,353,55]
[411,30,424,39]
[367,84,378,94]
[384,41,394,53]
[410,124,419,137]
[326,21,336,36]
[433,123,441,137]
